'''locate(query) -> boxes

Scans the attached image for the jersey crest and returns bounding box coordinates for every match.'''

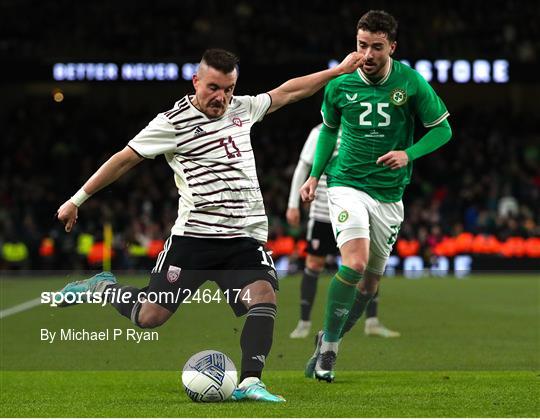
[390,88,407,106]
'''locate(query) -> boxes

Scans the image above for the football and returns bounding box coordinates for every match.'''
[181,350,238,402]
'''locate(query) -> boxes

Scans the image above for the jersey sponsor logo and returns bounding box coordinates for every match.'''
[232,117,242,127]
[390,88,407,106]
[338,210,349,223]
[345,93,358,101]
[365,129,385,138]
[166,265,182,283]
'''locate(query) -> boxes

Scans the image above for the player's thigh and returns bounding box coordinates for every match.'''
[213,238,279,317]
[368,200,404,275]
[328,186,375,268]
[147,236,211,313]
[328,186,374,249]
[306,219,338,257]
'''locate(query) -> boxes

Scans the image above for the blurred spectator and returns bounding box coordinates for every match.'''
[1,1,539,269]
[1,95,539,269]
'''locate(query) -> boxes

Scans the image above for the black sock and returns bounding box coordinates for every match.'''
[240,303,276,382]
[366,290,379,318]
[339,290,374,338]
[105,284,148,326]
[300,267,320,321]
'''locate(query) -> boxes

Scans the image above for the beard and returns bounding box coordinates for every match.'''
[206,101,226,117]
[362,60,378,73]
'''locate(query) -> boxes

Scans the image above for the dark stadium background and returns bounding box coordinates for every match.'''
[1,0,539,272]
[1,2,539,417]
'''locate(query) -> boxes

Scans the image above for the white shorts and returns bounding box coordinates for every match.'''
[327,186,404,275]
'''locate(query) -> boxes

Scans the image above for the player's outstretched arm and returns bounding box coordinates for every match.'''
[57,146,144,232]
[266,52,363,114]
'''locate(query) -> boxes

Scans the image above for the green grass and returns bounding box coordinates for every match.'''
[1,273,539,417]
[1,371,537,417]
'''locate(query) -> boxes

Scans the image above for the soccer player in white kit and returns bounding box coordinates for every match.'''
[287,124,400,339]
[56,49,364,402]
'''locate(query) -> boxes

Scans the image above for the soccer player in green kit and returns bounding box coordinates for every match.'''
[300,10,452,382]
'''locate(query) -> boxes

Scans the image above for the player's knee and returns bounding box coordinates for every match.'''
[244,281,276,307]
[137,312,166,328]
[341,242,369,273]
[306,255,325,272]
[344,258,368,274]
[137,305,170,328]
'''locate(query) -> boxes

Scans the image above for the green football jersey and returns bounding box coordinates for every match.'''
[322,58,449,202]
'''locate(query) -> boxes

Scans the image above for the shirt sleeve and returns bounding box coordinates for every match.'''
[247,93,272,123]
[127,114,178,159]
[287,159,311,209]
[414,71,450,128]
[320,80,340,128]
[299,125,322,166]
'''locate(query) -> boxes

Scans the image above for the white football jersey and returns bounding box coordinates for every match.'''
[298,124,340,223]
[128,94,271,243]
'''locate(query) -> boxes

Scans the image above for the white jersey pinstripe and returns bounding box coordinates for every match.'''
[128,93,271,243]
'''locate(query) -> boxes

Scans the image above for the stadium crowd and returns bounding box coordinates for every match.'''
[2,96,539,269]
[3,0,538,64]
[2,0,539,269]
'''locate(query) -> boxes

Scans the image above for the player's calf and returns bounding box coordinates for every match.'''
[236,279,278,386]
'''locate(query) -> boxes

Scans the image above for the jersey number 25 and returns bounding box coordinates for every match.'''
[359,102,390,127]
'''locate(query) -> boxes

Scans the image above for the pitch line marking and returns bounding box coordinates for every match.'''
[0,297,42,319]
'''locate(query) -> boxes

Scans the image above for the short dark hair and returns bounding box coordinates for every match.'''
[200,48,239,74]
[356,10,398,42]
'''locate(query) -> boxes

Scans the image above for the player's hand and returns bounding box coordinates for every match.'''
[300,177,319,203]
[286,208,301,227]
[376,151,409,170]
[56,200,78,233]
[335,52,365,75]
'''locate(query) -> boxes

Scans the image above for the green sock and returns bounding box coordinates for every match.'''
[323,265,362,342]
[339,289,374,338]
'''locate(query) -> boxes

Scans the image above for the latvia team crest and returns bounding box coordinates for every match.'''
[167,265,182,283]
[232,117,242,127]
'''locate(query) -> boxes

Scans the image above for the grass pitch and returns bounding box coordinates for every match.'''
[1,273,539,417]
